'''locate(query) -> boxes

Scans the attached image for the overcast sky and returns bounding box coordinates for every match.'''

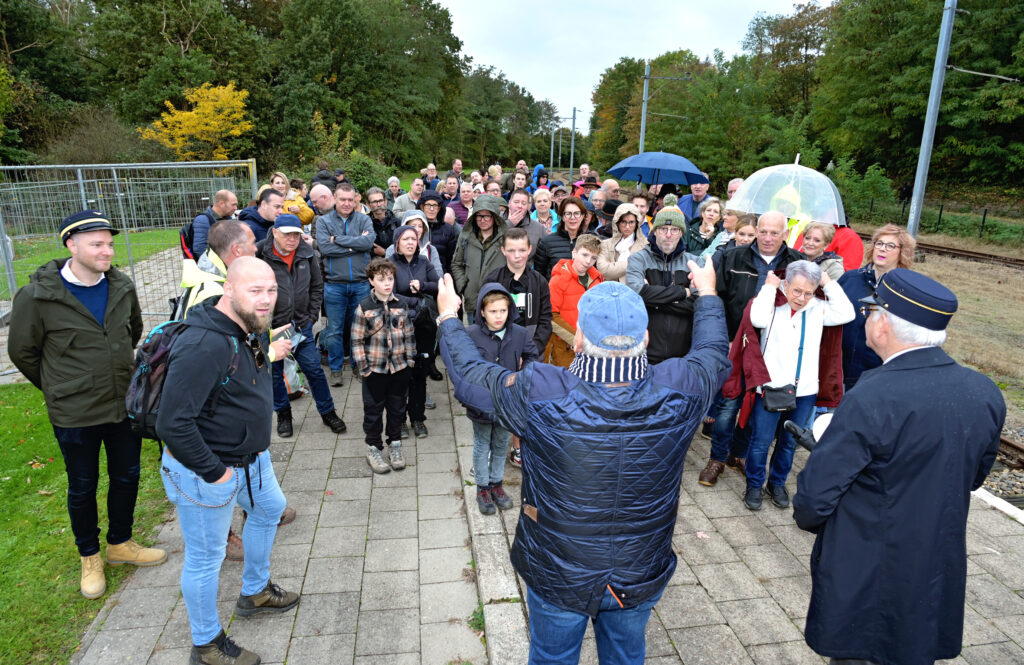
[441,1,816,133]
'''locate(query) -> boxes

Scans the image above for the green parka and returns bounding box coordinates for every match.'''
[8,258,143,427]
[451,194,508,317]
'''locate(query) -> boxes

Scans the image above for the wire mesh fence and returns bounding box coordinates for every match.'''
[0,160,258,375]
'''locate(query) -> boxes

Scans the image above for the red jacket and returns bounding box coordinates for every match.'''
[722,289,845,427]
[548,258,604,329]
[795,226,864,272]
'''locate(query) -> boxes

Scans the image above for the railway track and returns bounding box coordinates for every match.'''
[1000,436,1024,469]
[855,232,1024,269]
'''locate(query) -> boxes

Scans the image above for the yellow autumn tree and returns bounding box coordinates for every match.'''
[139,82,254,161]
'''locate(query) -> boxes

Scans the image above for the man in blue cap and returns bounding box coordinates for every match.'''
[437,260,730,665]
[8,211,166,599]
[794,269,1006,665]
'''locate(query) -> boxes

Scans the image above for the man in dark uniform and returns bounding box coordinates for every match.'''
[793,269,1005,665]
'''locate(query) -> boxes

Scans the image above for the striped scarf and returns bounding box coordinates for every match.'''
[567,353,649,383]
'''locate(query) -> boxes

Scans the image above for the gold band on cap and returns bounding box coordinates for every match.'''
[881,280,955,315]
[61,218,110,239]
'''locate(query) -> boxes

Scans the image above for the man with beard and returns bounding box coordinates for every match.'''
[365,186,399,256]
[156,257,298,665]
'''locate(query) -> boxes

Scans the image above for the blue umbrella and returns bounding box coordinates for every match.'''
[607,152,709,186]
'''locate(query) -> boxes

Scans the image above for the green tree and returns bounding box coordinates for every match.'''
[590,57,644,168]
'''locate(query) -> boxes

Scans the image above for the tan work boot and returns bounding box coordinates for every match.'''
[80,553,106,599]
[106,539,168,567]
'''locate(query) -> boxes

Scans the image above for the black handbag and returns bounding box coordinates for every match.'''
[762,310,806,413]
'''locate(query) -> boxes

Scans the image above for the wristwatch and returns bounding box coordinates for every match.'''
[436,309,458,325]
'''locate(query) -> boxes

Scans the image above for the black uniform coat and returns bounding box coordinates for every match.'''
[793,346,1005,665]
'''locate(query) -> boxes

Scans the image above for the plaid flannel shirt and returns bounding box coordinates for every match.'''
[351,291,417,376]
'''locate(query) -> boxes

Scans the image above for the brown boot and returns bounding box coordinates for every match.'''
[80,553,106,599]
[726,455,746,476]
[106,539,167,567]
[225,528,244,562]
[698,460,726,487]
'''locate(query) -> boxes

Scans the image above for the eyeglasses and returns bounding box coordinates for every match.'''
[422,202,440,209]
[368,198,385,205]
[859,305,878,319]
[563,211,583,219]
[873,241,900,252]
[246,334,266,369]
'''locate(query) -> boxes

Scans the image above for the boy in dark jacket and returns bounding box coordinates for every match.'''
[462,284,539,515]
[351,258,418,474]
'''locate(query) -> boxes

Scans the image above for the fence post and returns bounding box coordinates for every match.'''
[247,159,259,202]
[0,208,19,305]
[869,198,874,214]
[76,168,88,209]
[935,204,943,233]
[110,167,139,286]
[979,208,988,238]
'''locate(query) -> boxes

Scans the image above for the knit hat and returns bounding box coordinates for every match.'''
[650,207,687,231]
[577,282,649,349]
[663,193,679,208]
[60,210,119,244]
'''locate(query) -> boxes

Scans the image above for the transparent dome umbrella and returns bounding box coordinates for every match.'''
[729,164,846,243]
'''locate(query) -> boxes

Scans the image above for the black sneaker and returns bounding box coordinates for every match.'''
[476,488,496,515]
[744,486,763,511]
[190,630,260,665]
[765,483,790,509]
[235,581,299,617]
[321,410,347,434]
[276,409,293,438]
[413,421,428,438]
[491,484,514,511]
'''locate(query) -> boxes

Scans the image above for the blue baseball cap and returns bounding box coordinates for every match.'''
[577,282,649,349]
[859,268,957,331]
[60,210,119,244]
[274,214,303,233]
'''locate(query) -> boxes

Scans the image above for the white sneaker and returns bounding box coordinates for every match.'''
[366,445,391,474]
[388,442,406,471]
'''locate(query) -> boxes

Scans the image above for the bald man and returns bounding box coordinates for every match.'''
[156,256,299,665]
[189,189,238,257]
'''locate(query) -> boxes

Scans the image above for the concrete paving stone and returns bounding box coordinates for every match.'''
[936,658,969,664]
[415,436,457,454]
[280,490,325,510]
[644,657,683,665]
[770,523,816,557]
[268,444,292,465]
[294,432,339,450]
[966,525,1004,556]
[216,560,246,601]
[692,562,770,602]
[969,506,1024,538]
[355,607,420,655]
[334,436,370,458]
[990,614,1024,646]
[483,602,530,665]
[749,500,795,526]
[420,621,487,665]
[319,499,370,527]
[353,654,419,665]
[674,504,716,534]
[966,558,986,576]
[465,487,507,536]
[146,647,192,665]
[747,640,825,664]
[370,487,420,513]
[282,466,330,492]
[667,624,755,665]
[367,510,419,540]
[645,615,678,657]
[972,550,1024,589]
[312,525,367,557]
[364,537,419,572]
[761,575,813,619]
[78,626,162,665]
[718,597,804,645]
[417,471,463,496]
[475,533,522,603]
[102,585,181,630]
[962,639,1024,665]
[288,448,335,470]
[691,487,751,519]
[303,557,364,593]
[293,591,359,635]
[456,446,476,484]
[416,452,459,474]
[275,511,318,546]
[325,477,373,500]
[578,637,600,665]
[222,609,295,663]
[655,584,725,629]
[713,515,781,548]
[124,554,183,589]
[154,599,196,650]
[420,546,473,584]
[420,580,479,623]
[269,542,312,579]
[965,573,1024,618]
[370,467,418,487]
[737,543,808,580]
[287,633,356,665]
[361,571,419,610]
[418,517,469,550]
[962,604,1013,646]
[678,489,696,506]
[995,534,1024,555]
[329,457,374,479]
[418,492,465,521]
[666,559,698,585]
[674,529,741,566]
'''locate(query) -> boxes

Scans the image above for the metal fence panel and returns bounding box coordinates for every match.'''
[0,160,258,375]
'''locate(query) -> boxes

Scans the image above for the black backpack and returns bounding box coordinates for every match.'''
[180,210,219,259]
[125,320,239,443]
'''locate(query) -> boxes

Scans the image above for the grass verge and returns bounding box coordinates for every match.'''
[0,383,169,664]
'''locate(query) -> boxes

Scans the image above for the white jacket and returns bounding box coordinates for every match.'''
[750,280,855,397]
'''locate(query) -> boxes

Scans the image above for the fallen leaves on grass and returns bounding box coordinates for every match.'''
[37,490,53,496]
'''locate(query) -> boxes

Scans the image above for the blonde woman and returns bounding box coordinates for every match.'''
[270,171,314,227]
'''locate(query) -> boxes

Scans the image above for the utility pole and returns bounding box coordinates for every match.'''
[549,126,555,171]
[558,128,563,169]
[569,107,576,185]
[639,61,650,154]
[907,0,957,238]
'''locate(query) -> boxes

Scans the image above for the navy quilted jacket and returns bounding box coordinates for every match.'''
[439,296,730,616]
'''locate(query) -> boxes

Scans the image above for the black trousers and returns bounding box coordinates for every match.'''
[52,419,142,556]
[362,369,410,448]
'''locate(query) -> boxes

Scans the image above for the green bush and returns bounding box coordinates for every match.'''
[344,150,393,194]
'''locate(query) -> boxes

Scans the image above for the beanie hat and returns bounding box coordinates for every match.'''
[650,207,687,231]
[663,193,679,208]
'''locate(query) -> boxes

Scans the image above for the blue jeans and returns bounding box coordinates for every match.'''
[324,280,370,371]
[271,322,336,415]
[53,419,142,556]
[746,393,817,489]
[708,393,751,462]
[472,421,509,487]
[527,586,663,665]
[160,449,286,646]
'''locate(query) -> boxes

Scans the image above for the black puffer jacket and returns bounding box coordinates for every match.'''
[715,242,805,338]
[533,225,598,279]
[257,236,323,330]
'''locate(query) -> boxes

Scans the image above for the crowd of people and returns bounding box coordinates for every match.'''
[6,155,1006,665]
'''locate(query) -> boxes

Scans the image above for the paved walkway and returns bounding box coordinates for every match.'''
[71,374,1024,665]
